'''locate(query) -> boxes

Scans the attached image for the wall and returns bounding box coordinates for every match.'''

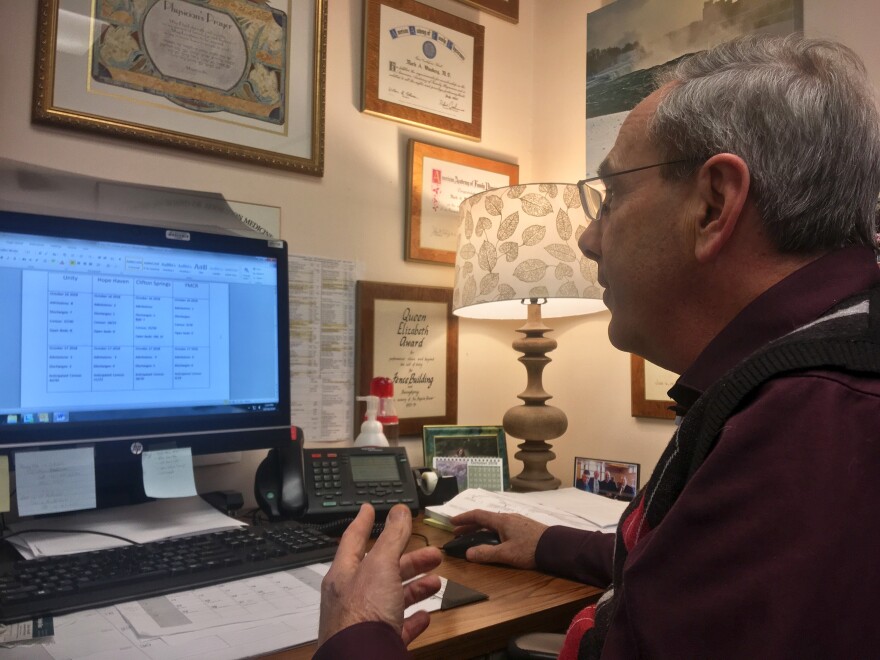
[1,0,878,507]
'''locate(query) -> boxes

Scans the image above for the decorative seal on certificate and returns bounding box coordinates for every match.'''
[380,13,472,123]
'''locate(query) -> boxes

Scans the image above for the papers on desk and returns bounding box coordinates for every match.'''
[1,497,487,659]
[2,564,333,660]
[6,496,245,559]
[425,487,628,532]
[1,567,467,659]
[115,565,329,638]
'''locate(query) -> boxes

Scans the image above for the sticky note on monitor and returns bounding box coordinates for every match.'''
[142,448,198,498]
[15,447,97,516]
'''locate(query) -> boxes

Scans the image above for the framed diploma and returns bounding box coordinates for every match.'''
[362,0,485,140]
[33,0,327,175]
[630,355,677,420]
[355,281,458,437]
[407,140,518,265]
[452,0,519,23]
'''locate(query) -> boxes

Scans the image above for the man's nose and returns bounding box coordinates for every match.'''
[578,218,601,261]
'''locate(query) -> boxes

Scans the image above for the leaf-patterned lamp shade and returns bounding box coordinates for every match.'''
[452,183,606,319]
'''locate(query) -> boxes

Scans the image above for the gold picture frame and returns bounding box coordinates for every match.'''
[406,140,518,265]
[362,0,485,140]
[33,0,327,175]
[452,0,518,23]
[355,281,459,437]
[630,355,676,420]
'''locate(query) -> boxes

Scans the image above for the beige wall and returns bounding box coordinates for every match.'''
[1,0,878,506]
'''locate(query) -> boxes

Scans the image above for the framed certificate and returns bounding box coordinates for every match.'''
[362,0,485,140]
[33,0,327,175]
[630,355,676,420]
[452,0,518,23]
[407,140,518,265]
[355,281,458,437]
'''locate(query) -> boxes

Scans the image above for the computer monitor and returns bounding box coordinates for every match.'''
[0,209,290,510]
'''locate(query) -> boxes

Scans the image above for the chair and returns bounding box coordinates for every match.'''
[506,632,565,659]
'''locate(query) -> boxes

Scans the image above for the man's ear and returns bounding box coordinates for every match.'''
[693,153,750,263]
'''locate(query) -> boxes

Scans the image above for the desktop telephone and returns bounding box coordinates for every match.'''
[254,427,419,524]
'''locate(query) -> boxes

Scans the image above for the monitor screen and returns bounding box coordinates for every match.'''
[0,209,290,508]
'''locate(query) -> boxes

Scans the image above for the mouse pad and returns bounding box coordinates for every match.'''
[440,579,488,610]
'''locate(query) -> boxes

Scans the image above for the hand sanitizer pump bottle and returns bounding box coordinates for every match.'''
[354,395,388,447]
[370,377,400,447]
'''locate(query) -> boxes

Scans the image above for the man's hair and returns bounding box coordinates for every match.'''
[651,33,880,254]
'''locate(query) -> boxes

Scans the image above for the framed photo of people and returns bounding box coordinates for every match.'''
[574,457,640,502]
[362,0,485,140]
[33,0,328,175]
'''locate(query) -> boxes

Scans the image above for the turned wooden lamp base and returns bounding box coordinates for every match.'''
[509,440,562,491]
[504,301,567,493]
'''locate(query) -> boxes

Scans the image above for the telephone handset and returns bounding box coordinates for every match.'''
[254,426,419,523]
[254,427,308,520]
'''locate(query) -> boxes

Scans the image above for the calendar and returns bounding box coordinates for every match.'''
[433,456,505,492]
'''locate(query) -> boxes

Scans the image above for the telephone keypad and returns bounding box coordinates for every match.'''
[312,458,345,494]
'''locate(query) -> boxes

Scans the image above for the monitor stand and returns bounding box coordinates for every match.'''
[93,453,151,510]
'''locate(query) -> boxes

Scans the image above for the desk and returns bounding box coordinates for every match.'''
[266,517,602,660]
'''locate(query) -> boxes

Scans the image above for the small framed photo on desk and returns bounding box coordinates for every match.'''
[574,456,639,502]
[423,425,509,491]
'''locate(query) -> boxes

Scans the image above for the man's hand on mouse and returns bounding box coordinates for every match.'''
[450,509,548,569]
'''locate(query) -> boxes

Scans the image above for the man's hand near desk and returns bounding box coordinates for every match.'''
[315,503,443,659]
[449,509,547,568]
[313,502,615,659]
[451,509,616,588]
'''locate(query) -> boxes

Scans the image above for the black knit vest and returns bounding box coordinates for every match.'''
[581,283,880,659]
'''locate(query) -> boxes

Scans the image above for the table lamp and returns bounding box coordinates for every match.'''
[453,183,605,491]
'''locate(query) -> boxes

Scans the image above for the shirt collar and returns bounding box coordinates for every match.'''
[668,246,880,411]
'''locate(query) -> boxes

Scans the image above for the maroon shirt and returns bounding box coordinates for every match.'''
[315,247,880,659]
[537,246,880,658]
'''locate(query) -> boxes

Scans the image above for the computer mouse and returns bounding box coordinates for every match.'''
[442,530,502,558]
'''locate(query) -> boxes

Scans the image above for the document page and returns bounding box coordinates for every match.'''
[1,564,331,660]
[426,488,628,531]
[1,565,458,660]
[7,496,244,558]
[116,565,328,637]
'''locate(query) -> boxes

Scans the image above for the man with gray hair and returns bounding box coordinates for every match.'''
[315,33,880,660]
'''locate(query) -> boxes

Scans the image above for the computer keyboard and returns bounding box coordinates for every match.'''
[0,520,338,624]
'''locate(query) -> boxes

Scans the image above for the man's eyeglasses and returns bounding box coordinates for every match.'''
[577,159,698,222]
